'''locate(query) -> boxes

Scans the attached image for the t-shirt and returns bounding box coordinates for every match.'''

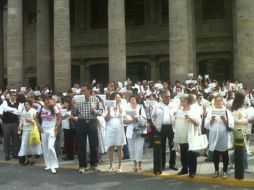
[37,106,59,129]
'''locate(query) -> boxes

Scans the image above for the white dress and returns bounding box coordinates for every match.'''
[18,108,43,156]
[105,108,126,149]
[126,105,146,162]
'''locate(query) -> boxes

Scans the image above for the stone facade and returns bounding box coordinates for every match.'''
[1,0,254,89]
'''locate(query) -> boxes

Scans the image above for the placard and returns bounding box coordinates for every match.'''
[188,73,194,78]
[208,83,216,88]
[211,109,226,116]
[246,107,254,120]
[205,75,209,79]
[145,100,156,107]
[73,95,86,103]
[105,100,116,108]
[126,110,137,117]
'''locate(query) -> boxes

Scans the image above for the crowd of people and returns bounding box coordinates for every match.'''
[0,76,253,179]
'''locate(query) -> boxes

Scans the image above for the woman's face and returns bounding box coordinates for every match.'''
[130,97,137,106]
[115,94,121,104]
[44,99,51,107]
[214,98,223,109]
[24,102,31,111]
[180,98,189,108]
[63,101,70,108]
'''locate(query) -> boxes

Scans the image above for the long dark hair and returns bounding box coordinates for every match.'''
[231,92,245,111]
[43,95,55,115]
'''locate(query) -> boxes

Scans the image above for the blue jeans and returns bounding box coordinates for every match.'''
[76,119,99,168]
[230,146,249,169]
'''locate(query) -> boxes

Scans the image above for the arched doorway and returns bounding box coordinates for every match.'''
[198,59,232,81]
[127,62,151,81]
[89,63,109,84]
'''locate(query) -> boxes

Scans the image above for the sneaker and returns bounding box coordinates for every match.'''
[51,168,56,174]
[79,167,85,174]
[213,171,219,178]
[45,167,50,171]
[86,166,100,172]
[117,168,122,173]
[222,172,228,179]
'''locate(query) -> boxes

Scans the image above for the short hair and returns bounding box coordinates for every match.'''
[160,89,170,96]
[81,83,92,91]
[110,92,123,100]
[129,95,140,104]
[24,99,33,106]
[181,94,194,105]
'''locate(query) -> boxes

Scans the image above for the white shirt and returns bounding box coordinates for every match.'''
[38,106,59,129]
[2,100,24,115]
[160,101,177,125]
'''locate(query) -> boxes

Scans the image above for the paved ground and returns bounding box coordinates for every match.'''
[0,135,253,189]
[0,163,252,190]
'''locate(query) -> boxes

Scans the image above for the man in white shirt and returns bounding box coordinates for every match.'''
[159,89,178,170]
[2,91,24,160]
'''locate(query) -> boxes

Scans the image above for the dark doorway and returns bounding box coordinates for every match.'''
[127,62,151,82]
[160,62,170,81]
[199,59,232,81]
[71,65,81,85]
[90,64,109,84]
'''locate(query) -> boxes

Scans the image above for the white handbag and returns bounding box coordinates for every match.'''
[188,134,208,152]
[188,124,208,152]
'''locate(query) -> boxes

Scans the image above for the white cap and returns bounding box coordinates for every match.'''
[34,91,41,96]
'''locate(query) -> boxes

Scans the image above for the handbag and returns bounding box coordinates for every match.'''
[188,123,208,152]
[133,107,147,137]
[188,134,208,152]
[29,122,41,145]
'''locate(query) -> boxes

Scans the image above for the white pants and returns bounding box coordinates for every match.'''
[128,135,145,162]
[42,128,59,169]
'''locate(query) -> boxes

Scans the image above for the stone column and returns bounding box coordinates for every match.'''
[168,0,196,83]
[36,0,51,87]
[234,0,254,88]
[0,1,4,88]
[108,0,126,82]
[54,0,71,92]
[6,0,23,88]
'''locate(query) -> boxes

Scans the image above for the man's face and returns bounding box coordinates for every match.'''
[82,87,91,97]
[162,92,171,104]
[10,93,17,102]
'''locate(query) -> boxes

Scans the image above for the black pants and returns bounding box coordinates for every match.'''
[180,143,197,174]
[63,129,74,159]
[213,150,229,172]
[2,122,19,157]
[161,124,176,168]
[76,119,99,168]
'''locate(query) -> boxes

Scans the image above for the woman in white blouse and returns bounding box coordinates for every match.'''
[18,99,42,165]
[174,94,201,178]
[205,96,234,179]
[124,95,147,173]
[105,92,126,173]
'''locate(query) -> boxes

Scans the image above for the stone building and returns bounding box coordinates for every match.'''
[0,0,253,92]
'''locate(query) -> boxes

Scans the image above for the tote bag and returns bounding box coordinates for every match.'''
[188,124,208,152]
[29,122,41,145]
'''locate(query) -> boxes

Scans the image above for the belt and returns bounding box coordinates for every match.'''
[81,118,95,124]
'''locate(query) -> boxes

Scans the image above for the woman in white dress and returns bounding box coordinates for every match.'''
[205,96,234,179]
[18,99,42,165]
[124,95,147,173]
[105,92,126,173]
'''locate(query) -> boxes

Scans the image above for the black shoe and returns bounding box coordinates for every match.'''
[13,155,18,159]
[5,155,10,161]
[178,170,188,175]
[62,156,74,161]
[189,173,195,178]
[162,166,166,171]
[169,166,178,171]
